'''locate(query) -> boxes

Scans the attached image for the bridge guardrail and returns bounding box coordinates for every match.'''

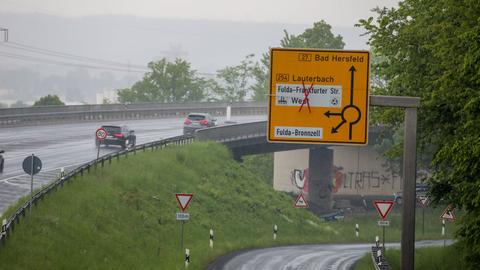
[196,120,267,142]
[0,102,267,126]
[0,134,195,250]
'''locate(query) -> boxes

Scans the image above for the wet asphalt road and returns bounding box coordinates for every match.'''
[207,240,453,270]
[0,115,266,214]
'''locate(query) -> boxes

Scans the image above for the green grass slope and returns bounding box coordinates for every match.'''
[0,142,454,269]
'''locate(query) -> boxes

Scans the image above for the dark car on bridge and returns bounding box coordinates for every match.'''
[393,183,429,205]
[95,125,136,149]
[183,113,217,135]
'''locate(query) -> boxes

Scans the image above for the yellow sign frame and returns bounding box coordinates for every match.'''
[268,48,370,145]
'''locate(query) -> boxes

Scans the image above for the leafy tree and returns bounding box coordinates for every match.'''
[251,55,270,102]
[358,1,480,267]
[251,20,345,101]
[214,54,255,102]
[280,20,345,49]
[33,95,65,106]
[118,58,208,103]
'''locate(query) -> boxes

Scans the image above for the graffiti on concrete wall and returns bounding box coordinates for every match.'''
[340,168,401,191]
[291,169,309,192]
[289,166,402,193]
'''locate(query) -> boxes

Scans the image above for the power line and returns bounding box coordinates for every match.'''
[2,41,149,70]
[0,27,217,77]
[0,51,148,73]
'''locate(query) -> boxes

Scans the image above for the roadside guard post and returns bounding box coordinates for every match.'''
[175,193,193,260]
[373,200,394,255]
[209,229,214,248]
[273,224,278,240]
[355,223,359,238]
[1,218,6,243]
[185,248,190,268]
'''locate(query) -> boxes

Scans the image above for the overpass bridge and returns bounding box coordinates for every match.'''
[195,95,419,214]
[195,119,383,214]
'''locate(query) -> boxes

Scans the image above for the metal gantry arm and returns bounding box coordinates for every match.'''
[370,95,420,270]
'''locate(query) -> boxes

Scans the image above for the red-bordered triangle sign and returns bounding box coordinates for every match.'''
[417,195,429,207]
[373,200,394,220]
[175,193,193,212]
[441,205,456,221]
[294,193,308,208]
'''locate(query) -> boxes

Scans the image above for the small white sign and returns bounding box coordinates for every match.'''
[275,84,342,107]
[176,212,190,221]
[377,220,390,226]
[275,126,323,139]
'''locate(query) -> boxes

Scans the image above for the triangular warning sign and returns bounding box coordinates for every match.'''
[417,195,429,207]
[373,200,394,220]
[441,206,456,221]
[175,193,193,212]
[294,193,308,208]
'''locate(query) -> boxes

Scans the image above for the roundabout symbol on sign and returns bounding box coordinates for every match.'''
[96,128,107,140]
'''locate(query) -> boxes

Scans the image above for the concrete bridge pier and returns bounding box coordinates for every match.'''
[308,147,333,214]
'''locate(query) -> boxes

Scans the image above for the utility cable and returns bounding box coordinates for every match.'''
[0,51,148,73]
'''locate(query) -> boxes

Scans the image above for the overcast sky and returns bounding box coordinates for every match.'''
[2,0,400,26]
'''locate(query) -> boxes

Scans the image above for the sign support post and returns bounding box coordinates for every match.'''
[180,221,185,255]
[95,128,107,161]
[175,193,193,263]
[383,224,386,255]
[22,154,42,216]
[268,52,419,269]
[422,206,425,235]
[417,195,429,235]
[374,200,394,256]
[30,154,34,214]
[440,205,455,248]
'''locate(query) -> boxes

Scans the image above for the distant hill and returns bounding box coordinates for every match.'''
[0,12,368,103]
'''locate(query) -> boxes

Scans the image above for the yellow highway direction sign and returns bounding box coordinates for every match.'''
[268,48,370,145]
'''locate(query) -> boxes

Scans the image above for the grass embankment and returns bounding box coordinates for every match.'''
[0,142,454,269]
[354,244,466,270]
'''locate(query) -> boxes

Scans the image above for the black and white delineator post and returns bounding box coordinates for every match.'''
[185,248,190,268]
[375,236,379,247]
[60,167,65,179]
[209,229,214,248]
[377,249,383,265]
[273,224,278,240]
[1,218,6,237]
[355,223,359,238]
[442,219,446,247]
